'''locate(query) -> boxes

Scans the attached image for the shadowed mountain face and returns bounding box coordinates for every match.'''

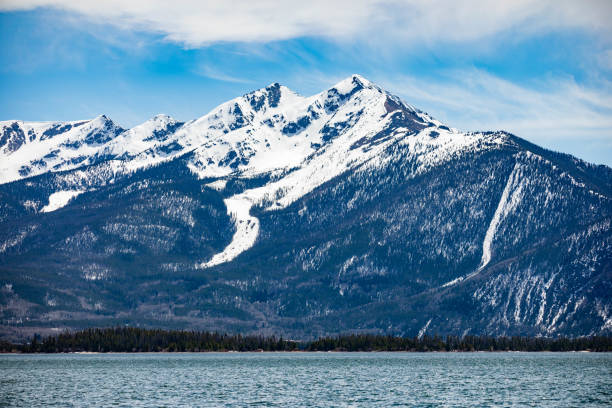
[1,75,610,340]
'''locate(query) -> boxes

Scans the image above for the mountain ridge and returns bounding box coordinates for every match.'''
[0,75,441,185]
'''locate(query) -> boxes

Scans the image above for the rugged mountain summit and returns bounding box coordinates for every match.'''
[1,75,610,340]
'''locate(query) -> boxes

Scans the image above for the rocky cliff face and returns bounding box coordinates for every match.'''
[1,75,610,339]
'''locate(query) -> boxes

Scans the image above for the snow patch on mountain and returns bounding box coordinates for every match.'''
[205,179,227,191]
[442,159,527,288]
[199,196,259,268]
[418,318,432,339]
[479,161,526,269]
[41,190,84,213]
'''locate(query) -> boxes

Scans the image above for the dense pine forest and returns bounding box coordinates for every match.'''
[1,328,611,353]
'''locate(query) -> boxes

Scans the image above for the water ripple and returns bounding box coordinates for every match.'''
[1,352,611,407]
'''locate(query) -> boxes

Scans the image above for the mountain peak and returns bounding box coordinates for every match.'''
[331,74,376,93]
[88,114,122,130]
[89,114,120,129]
[239,82,302,112]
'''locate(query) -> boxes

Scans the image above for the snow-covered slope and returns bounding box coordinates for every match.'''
[185,75,433,178]
[0,116,124,183]
[0,114,193,185]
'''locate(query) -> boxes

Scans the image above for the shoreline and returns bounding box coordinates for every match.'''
[0,349,602,355]
[6,329,610,353]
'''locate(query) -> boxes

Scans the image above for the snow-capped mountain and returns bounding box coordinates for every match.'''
[1,75,610,340]
[0,77,424,183]
[0,115,124,183]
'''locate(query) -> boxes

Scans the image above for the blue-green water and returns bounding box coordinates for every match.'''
[1,352,610,407]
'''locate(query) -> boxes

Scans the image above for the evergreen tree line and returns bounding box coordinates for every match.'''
[305,334,612,352]
[1,328,611,353]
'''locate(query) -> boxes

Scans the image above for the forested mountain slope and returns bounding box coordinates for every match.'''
[1,75,610,340]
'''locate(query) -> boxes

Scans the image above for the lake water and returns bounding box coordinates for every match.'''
[1,352,610,407]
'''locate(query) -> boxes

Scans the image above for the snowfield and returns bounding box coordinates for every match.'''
[41,190,84,213]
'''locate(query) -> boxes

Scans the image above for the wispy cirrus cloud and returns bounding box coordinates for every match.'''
[372,69,612,164]
[2,0,611,47]
[385,70,612,136]
[196,65,254,84]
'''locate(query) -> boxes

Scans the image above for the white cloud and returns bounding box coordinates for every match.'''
[380,69,612,136]
[372,69,612,164]
[2,0,611,47]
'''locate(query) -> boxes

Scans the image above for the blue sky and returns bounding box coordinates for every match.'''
[1,1,611,165]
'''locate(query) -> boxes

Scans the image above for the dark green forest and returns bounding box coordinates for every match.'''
[1,328,611,353]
